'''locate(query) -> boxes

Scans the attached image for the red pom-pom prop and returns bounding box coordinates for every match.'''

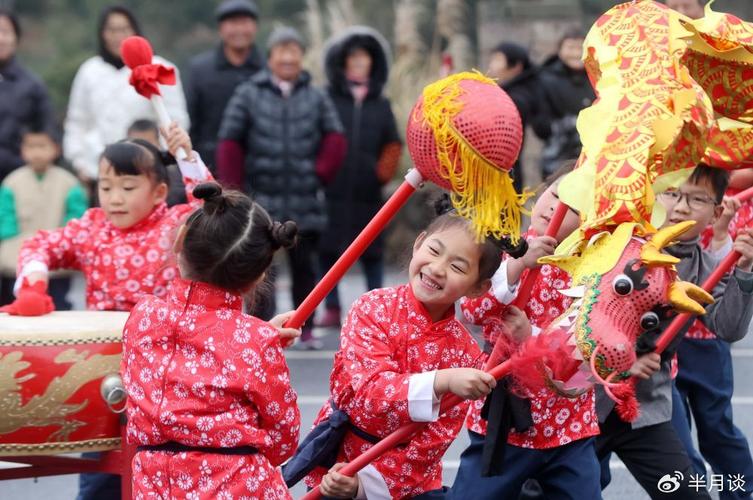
[120,36,186,159]
[0,278,55,316]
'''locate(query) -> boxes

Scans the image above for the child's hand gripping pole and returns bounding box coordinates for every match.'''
[285,169,424,329]
[120,36,187,160]
[511,201,569,308]
[301,359,515,500]
[654,186,753,353]
[301,201,566,499]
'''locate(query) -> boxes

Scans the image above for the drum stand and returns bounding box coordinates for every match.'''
[0,415,135,499]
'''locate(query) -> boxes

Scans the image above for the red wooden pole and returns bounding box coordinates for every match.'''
[734,184,753,203]
[301,360,514,500]
[654,250,741,353]
[286,170,423,329]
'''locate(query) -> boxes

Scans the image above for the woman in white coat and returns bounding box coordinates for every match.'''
[63,5,189,187]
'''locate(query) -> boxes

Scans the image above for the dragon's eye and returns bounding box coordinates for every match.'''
[640,311,660,331]
[612,274,634,296]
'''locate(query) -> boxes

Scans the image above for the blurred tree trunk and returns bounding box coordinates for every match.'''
[436,0,477,71]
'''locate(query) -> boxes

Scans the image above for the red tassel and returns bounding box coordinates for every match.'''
[612,378,640,422]
[507,329,582,394]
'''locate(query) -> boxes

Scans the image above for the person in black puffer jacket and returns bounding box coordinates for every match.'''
[217,26,346,348]
[315,26,402,329]
[533,30,595,177]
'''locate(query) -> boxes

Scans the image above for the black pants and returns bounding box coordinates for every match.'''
[249,231,320,330]
[596,410,711,499]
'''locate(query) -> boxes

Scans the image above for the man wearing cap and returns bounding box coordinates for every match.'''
[185,0,263,169]
[217,26,346,349]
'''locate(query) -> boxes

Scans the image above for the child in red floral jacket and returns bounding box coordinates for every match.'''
[122,182,302,499]
[450,167,605,500]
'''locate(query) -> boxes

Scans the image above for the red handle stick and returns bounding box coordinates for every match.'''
[735,184,753,204]
[512,201,569,308]
[286,170,423,329]
[655,249,741,353]
[120,36,187,160]
[301,359,514,500]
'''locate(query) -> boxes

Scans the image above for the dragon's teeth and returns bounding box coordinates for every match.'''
[559,286,585,298]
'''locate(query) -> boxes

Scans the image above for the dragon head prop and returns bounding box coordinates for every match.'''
[510,222,712,421]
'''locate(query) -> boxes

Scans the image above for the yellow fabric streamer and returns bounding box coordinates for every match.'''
[420,71,531,241]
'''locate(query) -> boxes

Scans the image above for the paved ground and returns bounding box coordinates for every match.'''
[4,268,752,499]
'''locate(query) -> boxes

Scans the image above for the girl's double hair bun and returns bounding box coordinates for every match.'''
[270,220,298,249]
[433,193,455,216]
[193,182,226,216]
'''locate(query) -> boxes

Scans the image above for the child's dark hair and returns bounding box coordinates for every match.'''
[493,42,532,71]
[690,163,729,204]
[20,123,61,145]
[182,182,298,291]
[559,28,586,48]
[542,159,578,189]
[127,119,159,136]
[0,8,21,40]
[100,140,172,185]
[430,195,523,281]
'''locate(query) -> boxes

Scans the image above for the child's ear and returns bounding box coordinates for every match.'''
[153,181,168,205]
[467,278,492,299]
[711,203,724,225]
[413,231,427,255]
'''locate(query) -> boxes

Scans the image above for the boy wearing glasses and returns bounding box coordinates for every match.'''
[661,165,753,500]
[596,164,753,499]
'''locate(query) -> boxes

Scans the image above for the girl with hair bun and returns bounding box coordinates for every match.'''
[122,181,302,499]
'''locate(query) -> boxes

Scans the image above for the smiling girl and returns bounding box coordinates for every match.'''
[284,205,528,499]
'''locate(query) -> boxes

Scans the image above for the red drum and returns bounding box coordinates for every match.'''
[0,311,127,456]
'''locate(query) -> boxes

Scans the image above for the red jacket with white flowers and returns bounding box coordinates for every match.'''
[122,278,300,499]
[460,240,599,449]
[16,155,211,311]
[305,285,484,500]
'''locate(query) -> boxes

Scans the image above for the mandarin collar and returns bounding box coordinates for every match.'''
[404,283,456,329]
[169,278,243,311]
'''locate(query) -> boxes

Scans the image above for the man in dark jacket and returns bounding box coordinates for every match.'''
[185,0,263,170]
[217,26,346,348]
[316,26,402,329]
[487,42,541,191]
[0,9,54,183]
[534,30,595,177]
